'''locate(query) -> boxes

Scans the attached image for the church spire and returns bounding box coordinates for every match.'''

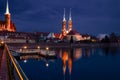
[63,8,66,21]
[5,0,10,15]
[68,8,73,32]
[69,8,72,21]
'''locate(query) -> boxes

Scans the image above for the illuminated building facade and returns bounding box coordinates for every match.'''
[61,8,73,37]
[61,8,91,41]
[61,8,67,37]
[0,0,16,32]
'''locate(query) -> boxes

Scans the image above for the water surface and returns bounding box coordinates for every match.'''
[18,47,120,80]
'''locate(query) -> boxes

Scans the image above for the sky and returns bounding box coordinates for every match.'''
[0,0,120,35]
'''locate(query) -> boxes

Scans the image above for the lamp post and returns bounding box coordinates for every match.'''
[23,46,27,53]
[37,46,40,53]
[46,47,49,55]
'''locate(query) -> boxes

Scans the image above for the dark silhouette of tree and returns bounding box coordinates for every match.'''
[109,32,118,43]
[101,35,110,43]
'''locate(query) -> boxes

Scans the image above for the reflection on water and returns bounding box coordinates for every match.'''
[17,46,120,80]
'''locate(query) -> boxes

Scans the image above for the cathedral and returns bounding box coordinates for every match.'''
[0,0,16,32]
[61,8,73,37]
[61,8,83,41]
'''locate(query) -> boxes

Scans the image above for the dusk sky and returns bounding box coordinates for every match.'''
[0,0,120,35]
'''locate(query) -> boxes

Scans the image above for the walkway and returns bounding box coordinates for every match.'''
[0,48,9,80]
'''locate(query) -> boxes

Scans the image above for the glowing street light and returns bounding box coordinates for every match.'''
[37,46,40,49]
[23,46,27,49]
[46,47,49,50]
[1,41,4,44]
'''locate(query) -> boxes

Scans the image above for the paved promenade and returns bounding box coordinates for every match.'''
[0,48,9,80]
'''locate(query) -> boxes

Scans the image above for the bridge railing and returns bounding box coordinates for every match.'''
[5,44,28,80]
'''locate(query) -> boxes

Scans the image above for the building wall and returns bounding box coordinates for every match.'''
[66,34,83,41]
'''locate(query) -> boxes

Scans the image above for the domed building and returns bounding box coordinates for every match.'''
[0,0,16,32]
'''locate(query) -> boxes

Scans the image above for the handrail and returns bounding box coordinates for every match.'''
[5,44,28,80]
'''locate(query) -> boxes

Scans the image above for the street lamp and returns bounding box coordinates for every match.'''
[37,46,40,49]
[37,46,40,53]
[46,47,49,50]
[23,46,27,53]
[23,46,27,49]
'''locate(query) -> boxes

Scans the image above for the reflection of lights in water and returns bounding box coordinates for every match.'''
[62,51,68,61]
[46,63,49,67]
[24,60,27,63]
[62,51,68,75]
[68,58,72,75]
[63,65,66,75]
[75,48,82,60]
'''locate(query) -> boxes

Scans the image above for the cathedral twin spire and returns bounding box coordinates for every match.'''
[69,8,72,21]
[63,8,72,22]
[5,0,10,15]
[63,8,66,21]
[62,8,73,36]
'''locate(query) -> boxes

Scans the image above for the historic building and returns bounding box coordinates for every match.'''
[61,9,67,37]
[0,0,16,32]
[61,8,73,37]
[61,9,85,41]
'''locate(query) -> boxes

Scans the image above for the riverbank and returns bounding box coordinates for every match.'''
[7,43,120,49]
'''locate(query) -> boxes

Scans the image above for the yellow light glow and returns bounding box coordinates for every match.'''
[1,41,4,44]
[37,46,40,49]
[46,47,49,50]
[23,46,27,49]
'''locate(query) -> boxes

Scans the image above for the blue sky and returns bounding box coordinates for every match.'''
[0,0,120,35]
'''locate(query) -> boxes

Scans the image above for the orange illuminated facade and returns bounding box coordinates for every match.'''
[0,0,16,32]
[61,8,73,38]
[61,8,67,37]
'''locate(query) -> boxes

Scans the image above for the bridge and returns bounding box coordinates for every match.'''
[0,43,28,80]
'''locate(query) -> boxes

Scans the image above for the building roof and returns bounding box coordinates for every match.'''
[0,21,6,24]
[67,30,80,35]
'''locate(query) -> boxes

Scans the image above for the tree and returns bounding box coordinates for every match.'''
[109,32,118,43]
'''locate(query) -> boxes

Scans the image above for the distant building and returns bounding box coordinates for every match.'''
[0,31,35,43]
[82,34,91,40]
[61,8,67,37]
[61,8,73,38]
[66,30,83,41]
[0,0,16,32]
[60,8,88,42]
[97,34,109,41]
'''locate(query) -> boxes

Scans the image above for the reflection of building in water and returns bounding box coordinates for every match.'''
[68,49,73,75]
[62,51,68,75]
[61,48,82,76]
[20,54,40,60]
[83,48,91,57]
[74,48,82,60]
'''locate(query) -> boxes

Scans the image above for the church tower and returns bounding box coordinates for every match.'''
[68,8,73,33]
[5,0,11,31]
[61,8,67,36]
